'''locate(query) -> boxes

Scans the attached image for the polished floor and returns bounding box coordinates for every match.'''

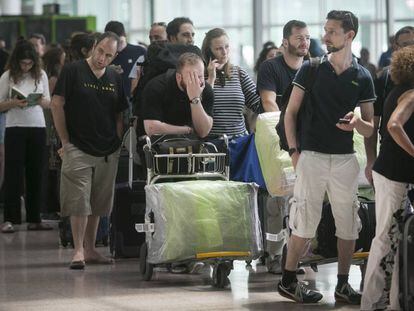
[0,222,363,311]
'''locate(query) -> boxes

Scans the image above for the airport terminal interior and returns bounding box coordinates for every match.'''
[0,0,413,310]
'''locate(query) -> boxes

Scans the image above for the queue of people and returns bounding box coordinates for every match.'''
[0,10,413,311]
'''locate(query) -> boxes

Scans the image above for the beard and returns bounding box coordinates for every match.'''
[287,43,308,57]
[326,42,345,53]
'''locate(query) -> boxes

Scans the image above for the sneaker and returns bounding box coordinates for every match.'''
[277,281,323,303]
[334,282,361,305]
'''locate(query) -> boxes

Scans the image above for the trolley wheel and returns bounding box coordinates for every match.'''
[213,262,231,288]
[140,242,153,281]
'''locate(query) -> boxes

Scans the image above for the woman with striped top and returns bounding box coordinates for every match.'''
[201,28,261,138]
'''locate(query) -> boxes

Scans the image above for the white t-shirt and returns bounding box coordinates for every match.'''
[0,70,50,128]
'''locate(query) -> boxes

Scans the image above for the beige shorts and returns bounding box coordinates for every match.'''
[60,143,120,217]
[289,151,361,240]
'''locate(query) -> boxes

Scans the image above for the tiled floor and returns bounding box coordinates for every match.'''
[0,223,362,311]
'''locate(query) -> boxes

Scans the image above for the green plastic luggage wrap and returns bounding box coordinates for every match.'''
[144,180,263,264]
[254,110,374,197]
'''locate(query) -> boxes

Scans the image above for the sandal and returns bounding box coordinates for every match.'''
[27,223,53,231]
[1,222,15,233]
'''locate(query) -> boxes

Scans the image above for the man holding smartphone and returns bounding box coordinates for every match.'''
[279,11,376,304]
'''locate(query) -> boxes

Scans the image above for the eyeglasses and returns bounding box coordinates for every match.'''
[19,60,34,66]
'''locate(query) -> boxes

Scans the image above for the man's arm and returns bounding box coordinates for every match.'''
[116,112,123,139]
[144,120,192,136]
[259,89,279,112]
[388,90,414,157]
[51,95,69,146]
[363,115,380,184]
[285,85,305,169]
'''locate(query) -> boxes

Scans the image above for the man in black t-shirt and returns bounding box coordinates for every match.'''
[279,11,376,304]
[142,52,213,138]
[52,32,128,270]
[257,20,310,112]
[256,20,310,275]
[365,26,414,184]
[105,21,147,98]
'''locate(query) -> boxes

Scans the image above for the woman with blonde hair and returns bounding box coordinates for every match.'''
[202,28,261,137]
[361,46,414,311]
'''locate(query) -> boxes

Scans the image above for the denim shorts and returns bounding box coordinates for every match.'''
[0,113,5,144]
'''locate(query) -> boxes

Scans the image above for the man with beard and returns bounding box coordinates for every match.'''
[279,11,375,304]
[257,20,310,112]
[141,52,213,138]
[166,17,195,46]
[256,20,310,275]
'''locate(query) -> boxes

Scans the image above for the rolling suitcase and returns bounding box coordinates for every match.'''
[399,203,414,311]
[110,125,146,258]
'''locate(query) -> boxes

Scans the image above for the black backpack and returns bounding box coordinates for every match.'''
[131,42,203,118]
[276,57,320,151]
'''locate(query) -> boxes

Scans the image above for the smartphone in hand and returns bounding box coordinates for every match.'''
[338,118,350,124]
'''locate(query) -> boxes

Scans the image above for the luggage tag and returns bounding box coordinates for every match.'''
[135,223,155,233]
[266,229,287,242]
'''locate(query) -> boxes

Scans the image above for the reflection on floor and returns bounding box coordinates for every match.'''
[0,224,361,311]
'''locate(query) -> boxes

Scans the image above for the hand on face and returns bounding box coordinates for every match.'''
[183,70,204,101]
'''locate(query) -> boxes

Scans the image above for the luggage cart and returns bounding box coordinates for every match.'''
[136,134,262,288]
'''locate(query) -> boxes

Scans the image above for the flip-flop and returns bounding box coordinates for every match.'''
[85,257,114,265]
[1,222,15,233]
[69,260,85,270]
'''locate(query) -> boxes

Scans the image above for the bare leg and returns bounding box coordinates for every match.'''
[70,215,88,262]
[285,234,309,271]
[84,215,113,263]
[337,238,355,275]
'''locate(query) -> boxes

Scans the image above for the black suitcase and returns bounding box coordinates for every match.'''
[110,124,146,258]
[315,198,376,258]
[399,210,414,311]
[110,181,146,258]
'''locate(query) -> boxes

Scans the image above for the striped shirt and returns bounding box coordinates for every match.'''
[209,66,261,136]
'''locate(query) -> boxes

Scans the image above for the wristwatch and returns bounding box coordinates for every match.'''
[190,97,201,105]
[288,147,299,157]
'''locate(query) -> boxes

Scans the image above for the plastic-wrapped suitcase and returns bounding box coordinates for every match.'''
[399,212,414,311]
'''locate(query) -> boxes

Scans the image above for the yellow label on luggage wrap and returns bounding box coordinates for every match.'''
[196,251,250,259]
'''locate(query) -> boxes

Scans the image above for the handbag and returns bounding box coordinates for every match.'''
[152,136,202,174]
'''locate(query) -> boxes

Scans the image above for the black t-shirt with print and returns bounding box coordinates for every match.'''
[293,56,376,154]
[54,60,128,156]
[141,70,214,128]
[256,55,298,107]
